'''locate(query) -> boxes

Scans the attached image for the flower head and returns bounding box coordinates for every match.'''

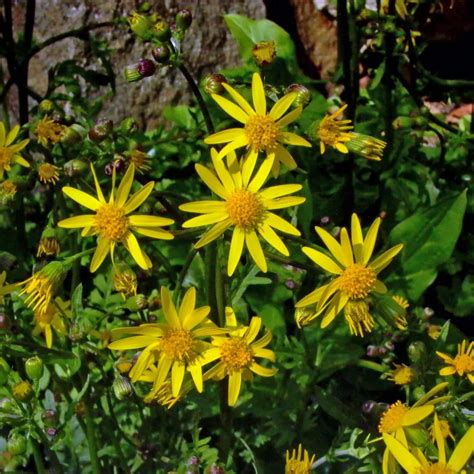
[347,133,386,161]
[436,340,474,383]
[109,287,224,398]
[33,297,69,348]
[387,363,415,385]
[127,149,151,174]
[252,41,277,67]
[205,315,277,406]
[295,214,403,335]
[35,116,65,147]
[0,179,17,205]
[58,163,174,272]
[285,444,316,474]
[113,264,137,298]
[205,72,311,178]
[180,150,305,276]
[316,105,353,154]
[37,227,60,257]
[38,163,60,184]
[0,121,30,178]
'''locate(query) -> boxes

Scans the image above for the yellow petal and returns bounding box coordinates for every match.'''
[108,336,159,350]
[302,247,343,274]
[253,347,276,362]
[195,164,228,199]
[250,362,277,377]
[211,94,249,124]
[339,228,354,265]
[62,186,101,211]
[252,72,266,115]
[90,238,110,272]
[45,325,53,349]
[161,287,180,328]
[274,145,297,170]
[133,227,174,240]
[228,371,242,406]
[362,217,381,264]
[382,434,420,474]
[194,219,230,248]
[265,213,300,236]
[90,164,106,204]
[245,230,267,273]
[369,244,403,273]
[128,215,174,227]
[212,151,236,192]
[153,356,173,390]
[351,214,364,262]
[13,155,30,168]
[179,201,226,213]
[244,316,262,343]
[222,82,256,116]
[270,92,297,120]
[277,105,302,128]
[448,425,474,471]
[122,232,149,270]
[57,215,95,228]
[116,164,136,207]
[188,364,204,393]
[259,184,302,200]
[258,223,289,256]
[433,414,446,464]
[320,293,348,328]
[182,212,229,228]
[279,132,311,147]
[241,149,258,187]
[178,287,196,320]
[205,128,245,144]
[247,157,272,192]
[0,122,5,145]
[402,405,433,427]
[182,306,210,331]
[6,125,20,146]
[216,134,249,160]
[171,362,185,397]
[265,196,305,210]
[315,226,348,267]
[295,283,331,307]
[123,181,155,214]
[228,227,245,276]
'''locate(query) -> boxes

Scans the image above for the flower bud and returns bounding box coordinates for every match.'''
[37,227,60,258]
[362,400,377,414]
[152,45,171,64]
[408,341,426,363]
[208,465,225,474]
[392,117,415,129]
[113,376,133,400]
[12,380,33,402]
[125,294,148,311]
[104,163,114,176]
[42,409,58,428]
[89,118,114,143]
[38,99,55,115]
[124,64,143,83]
[63,159,88,177]
[25,356,44,381]
[119,117,139,134]
[60,123,86,145]
[202,73,226,95]
[138,59,156,78]
[294,306,316,328]
[7,433,27,455]
[46,427,58,438]
[286,83,312,108]
[128,11,154,41]
[176,9,192,30]
[153,18,171,41]
[252,41,277,67]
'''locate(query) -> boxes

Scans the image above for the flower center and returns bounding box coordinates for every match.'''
[160,329,194,361]
[338,264,376,299]
[391,366,414,385]
[378,401,408,433]
[220,338,253,372]
[417,464,455,474]
[245,114,280,152]
[226,189,265,229]
[35,307,54,325]
[94,204,129,241]
[36,117,64,145]
[344,300,374,336]
[453,353,474,375]
[317,119,343,146]
[0,146,13,169]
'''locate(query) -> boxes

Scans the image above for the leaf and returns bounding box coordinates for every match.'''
[369,61,385,90]
[313,385,360,427]
[71,283,83,319]
[386,190,467,300]
[231,265,271,307]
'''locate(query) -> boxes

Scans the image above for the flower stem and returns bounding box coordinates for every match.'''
[31,438,46,474]
[84,400,101,473]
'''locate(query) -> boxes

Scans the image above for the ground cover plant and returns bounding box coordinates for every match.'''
[1,1,473,472]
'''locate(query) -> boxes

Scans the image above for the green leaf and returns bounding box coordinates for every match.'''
[387,190,467,300]
[71,283,83,319]
[369,61,385,90]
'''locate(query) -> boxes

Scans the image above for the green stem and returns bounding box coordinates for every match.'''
[357,359,386,372]
[174,247,198,298]
[31,438,46,474]
[83,400,101,473]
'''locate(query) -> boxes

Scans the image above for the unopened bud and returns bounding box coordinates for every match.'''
[392,117,415,130]
[113,376,133,400]
[152,45,171,64]
[42,409,58,428]
[12,380,33,402]
[408,341,426,363]
[46,427,58,438]
[286,83,312,108]
[125,294,148,311]
[38,99,55,115]
[202,74,226,95]
[119,118,139,134]
[124,64,142,83]
[7,433,27,455]
[138,59,156,77]
[128,11,154,41]
[61,124,86,145]
[89,118,113,143]
[362,400,377,414]
[0,312,10,332]
[153,19,171,41]
[64,159,88,177]
[25,356,44,381]
[176,9,192,30]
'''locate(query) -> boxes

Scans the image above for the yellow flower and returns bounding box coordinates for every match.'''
[58,163,174,272]
[180,149,305,276]
[295,214,403,335]
[436,340,474,383]
[383,414,474,474]
[347,133,386,161]
[205,315,277,406]
[109,287,224,397]
[17,261,68,315]
[113,265,137,298]
[127,149,151,174]
[0,121,30,178]
[0,271,18,305]
[205,72,311,178]
[252,41,276,67]
[0,179,17,204]
[387,363,415,385]
[37,163,60,184]
[285,444,316,474]
[37,236,60,258]
[35,116,65,147]
[427,324,442,340]
[316,104,353,154]
[33,297,69,348]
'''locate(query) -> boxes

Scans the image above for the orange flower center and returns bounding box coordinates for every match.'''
[160,329,193,361]
[220,338,253,372]
[452,353,474,375]
[0,146,13,169]
[245,114,280,151]
[317,116,351,147]
[338,264,376,299]
[94,204,129,241]
[226,189,264,229]
[38,163,60,184]
[417,464,455,474]
[378,401,407,433]
[391,365,414,385]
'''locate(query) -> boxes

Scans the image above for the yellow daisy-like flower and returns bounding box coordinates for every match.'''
[285,444,316,473]
[127,149,151,174]
[37,236,60,258]
[57,163,174,272]
[383,414,474,474]
[436,340,474,383]
[0,179,17,204]
[35,116,65,147]
[387,363,415,385]
[205,72,311,178]
[0,121,30,178]
[427,324,442,340]
[205,315,277,406]
[252,41,277,67]
[33,297,69,348]
[113,265,137,298]
[180,149,305,276]
[295,214,403,335]
[109,287,224,397]
[38,163,60,184]
[316,104,353,154]
[347,133,386,161]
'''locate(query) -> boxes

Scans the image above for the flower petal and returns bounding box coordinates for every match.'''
[351,214,364,263]
[216,134,249,160]
[250,362,277,377]
[188,363,204,393]
[244,316,262,343]
[179,287,196,320]
[161,287,180,328]
[242,149,258,187]
[302,247,344,274]
[123,182,155,214]
[171,362,185,397]
[320,293,348,328]
[259,184,302,200]
[265,213,301,236]
[195,219,231,248]
[211,94,249,124]
[448,425,474,471]
[382,434,420,474]
[122,232,149,270]
[245,230,267,273]
[274,145,297,170]
[270,92,297,120]
[90,165,106,204]
[279,132,311,147]
[90,238,110,272]
[362,217,381,264]
[265,196,305,210]
[222,82,255,116]
[108,336,159,350]
[228,371,242,406]
[133,227,174,240]
[228,227,245,276]
[248,157,272,192]
[252,73,266,115]
[205,128,245,144]
[315,226,348,267]
[276,105,302,128]
[369,244,404,273]
[258,223,289,256]
[195,164,228,199]
[116,164,136,208]
[182,212,229,228]
[62,186,101,211]
[179,201,226,213]
[6,125,20,146]
[57,215,95,228]
[128,215,174,227]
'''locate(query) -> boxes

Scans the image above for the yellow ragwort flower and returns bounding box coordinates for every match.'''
[113,264,137,298]
[436,340,474,383]
[35,116,65,147]
[37,236,60,258]
[0,121,30,178]
[109,287,224,398]
[58,163,174,272]
[316,104,353,154]
[33,297,69,348]
[38,163,60,184]
[205,315,277,406]
[180,149,305,276]
[387,363,415,385]
[205,72,311,178]
[285,444,316,474]
[128,149,151,174]
[383,414,474,474]
[0,179,17,202]
[347,132,386,161]
[252,41,277,67]
[295,214,403,335]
